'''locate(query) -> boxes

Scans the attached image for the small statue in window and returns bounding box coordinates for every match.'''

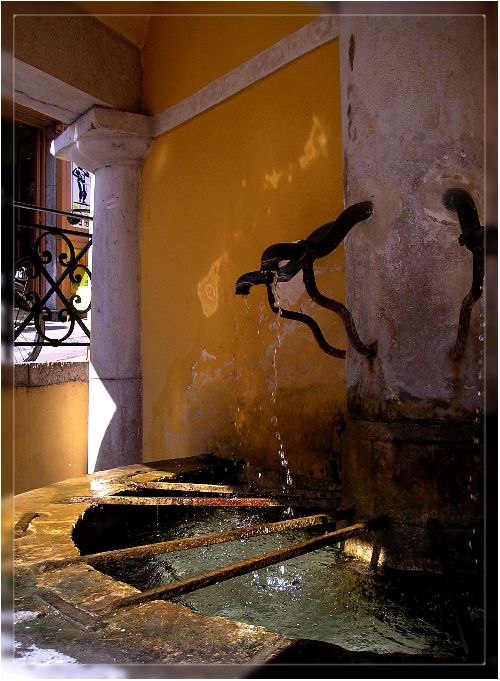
[72,166,90,205]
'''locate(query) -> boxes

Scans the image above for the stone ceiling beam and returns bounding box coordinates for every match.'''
[14,15,142,117]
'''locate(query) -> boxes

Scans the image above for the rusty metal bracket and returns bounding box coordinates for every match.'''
[301,261,376,358]
[235,202,376,358]
[14,511,40,537]
[443,189,484,361]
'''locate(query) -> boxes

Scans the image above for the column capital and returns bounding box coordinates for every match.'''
[52,106,153,172]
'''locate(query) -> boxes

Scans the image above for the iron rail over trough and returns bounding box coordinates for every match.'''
[123,480,340,500]
[69,495,332,507]
[34,511,356,573]
[96,516,390,617]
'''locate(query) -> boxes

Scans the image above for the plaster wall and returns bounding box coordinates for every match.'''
[14,363,89,495]
[141,36,347,480]
[142,15,317,114]
[14,16,142,115]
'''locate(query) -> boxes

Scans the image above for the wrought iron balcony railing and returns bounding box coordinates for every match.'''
[14,202,92,362]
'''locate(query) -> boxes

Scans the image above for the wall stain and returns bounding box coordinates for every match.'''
[349,34,355,71]
[197,257,222,317]
[343,153,350,196]
[347,103,353,140]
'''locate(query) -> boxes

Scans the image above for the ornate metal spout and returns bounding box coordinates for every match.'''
[443,189,484,361]
[260,241,307,271]
[306,201,373,258]
[235,270,272,295]
[235,201,376,359]
[264,281,346,359]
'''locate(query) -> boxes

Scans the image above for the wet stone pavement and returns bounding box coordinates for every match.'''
[8,459,297,675]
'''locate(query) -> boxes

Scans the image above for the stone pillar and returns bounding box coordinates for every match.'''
[53,107,153,471]
[338,17,484,569]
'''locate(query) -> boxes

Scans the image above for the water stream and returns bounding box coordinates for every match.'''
[270,277,294,510]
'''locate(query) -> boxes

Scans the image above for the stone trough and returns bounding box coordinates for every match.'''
[9,456,470,674]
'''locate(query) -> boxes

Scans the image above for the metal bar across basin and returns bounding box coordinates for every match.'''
[122,481,340,499]
[34,512,349,573]
[69,495,329,507]
[97,517,390,617]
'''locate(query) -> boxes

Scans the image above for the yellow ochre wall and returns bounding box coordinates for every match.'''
[142,15,316,113]
[141,18,346,480]
[14,383,88,494]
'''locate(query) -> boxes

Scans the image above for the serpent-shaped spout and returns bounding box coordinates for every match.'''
[443,188,484,360]
[234,201,376,358]
[235,270,272,295]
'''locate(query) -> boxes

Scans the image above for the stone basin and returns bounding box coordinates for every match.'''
[9,457,459,675]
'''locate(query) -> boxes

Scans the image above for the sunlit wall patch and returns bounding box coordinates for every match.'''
[197,255,225,317]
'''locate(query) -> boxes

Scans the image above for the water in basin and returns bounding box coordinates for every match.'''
[91,505,467,657]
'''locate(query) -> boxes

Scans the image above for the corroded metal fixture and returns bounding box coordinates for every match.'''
[124,480,340,499]
[442,189,484,361]
[235,202,377,358]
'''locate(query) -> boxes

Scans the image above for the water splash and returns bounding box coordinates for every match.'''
[257,300,267,336]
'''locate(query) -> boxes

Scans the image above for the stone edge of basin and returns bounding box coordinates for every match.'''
[10,459,302,667]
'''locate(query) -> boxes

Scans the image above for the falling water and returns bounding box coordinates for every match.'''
[270,275,294,515]
[256,300,267,336]
[155,505,160,539]
[242,295,250,314]
[468,312,485,568]
[234,292,252,456]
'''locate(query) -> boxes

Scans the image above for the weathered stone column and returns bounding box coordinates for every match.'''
[338,16,484,568]
[54,107,153,471]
